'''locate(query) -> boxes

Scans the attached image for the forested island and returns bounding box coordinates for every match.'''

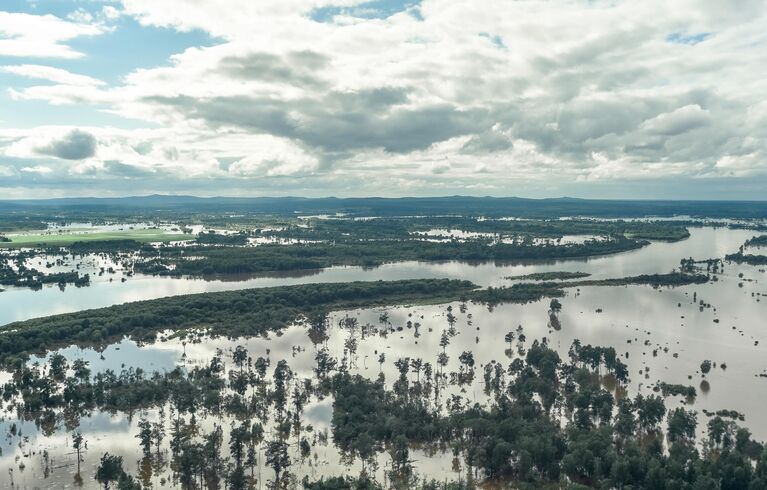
[0,271,708,366]
[134,237,648,277]
[0,279,476,365]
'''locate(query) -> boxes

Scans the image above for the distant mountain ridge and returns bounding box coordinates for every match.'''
[1,195,766,218]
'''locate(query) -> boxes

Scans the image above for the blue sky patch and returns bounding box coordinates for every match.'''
[666,32,711,45]
[311,0,422,22]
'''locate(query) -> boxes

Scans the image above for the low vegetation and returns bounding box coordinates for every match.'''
[505,271,591,281]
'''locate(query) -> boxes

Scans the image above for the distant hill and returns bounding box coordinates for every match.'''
[1,195,766,219]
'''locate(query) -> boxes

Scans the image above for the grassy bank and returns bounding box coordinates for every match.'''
[0,229,191,248]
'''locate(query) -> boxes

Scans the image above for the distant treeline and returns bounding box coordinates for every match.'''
[196,231,249,245]
[65,239,150,254]
[266,217,691,242]
[3,195,767,219]
[0,215,48,232]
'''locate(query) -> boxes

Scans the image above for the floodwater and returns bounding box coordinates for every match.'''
[1,226,766,488]
[0,226,757,325]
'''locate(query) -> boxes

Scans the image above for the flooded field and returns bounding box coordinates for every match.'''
[1,226,766,488]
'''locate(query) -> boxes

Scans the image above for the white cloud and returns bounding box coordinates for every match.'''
[639,105,711,136]
[102,6,122,21]
[1,64,105,86]
[20,165,53,175]
[0,12,107,59]
[2,0,767,196]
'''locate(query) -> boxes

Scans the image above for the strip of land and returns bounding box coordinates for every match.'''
[0,272,708,366]
[725,251,767,265]
[0,279,476,365]
[505,271,591,281]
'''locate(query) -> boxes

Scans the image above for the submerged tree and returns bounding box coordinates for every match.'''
[72,431,85,475]
[265,439,291,486]
[95,453,126,490]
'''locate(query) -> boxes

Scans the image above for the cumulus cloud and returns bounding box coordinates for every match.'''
[35,129,98,160]
[461,128,514,154]
[146,88,487,154]
[218,51,330,88]
[639,105,712,136]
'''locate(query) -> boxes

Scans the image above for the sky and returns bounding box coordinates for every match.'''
[1,0,766,199]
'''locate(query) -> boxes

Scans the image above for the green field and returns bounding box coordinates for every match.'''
[0,229,192,247]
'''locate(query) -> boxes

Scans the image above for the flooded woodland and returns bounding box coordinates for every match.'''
[1,207,767,489]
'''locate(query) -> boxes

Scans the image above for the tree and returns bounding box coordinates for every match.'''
[614,398,636,439]
[230,422,249,467]
[667,408,697,444]
[233,345,248,372]
[410,358,424,383]
[95,453,125,489]
[116,474,142,490]
[504,331,515,349]
[229,465,247,490]
[315,348,337,380]
[378,353,385,372]
[439,330,450,352]
[390,435,413,484]
[72,359,91,384]
[458,351,475,368]
[50,353,68,380]
[700,360,712,375]
[272,360,293,419]
[635,394,665,433]
[72,431,85,474]
[136,419,152,458]
[353,431,376,470]
[549,298,562,314]
[151,420,165,458]
[265,439,290,484]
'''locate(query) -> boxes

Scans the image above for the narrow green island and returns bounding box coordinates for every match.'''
[0,272,708,366]
[505,271,592,281]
